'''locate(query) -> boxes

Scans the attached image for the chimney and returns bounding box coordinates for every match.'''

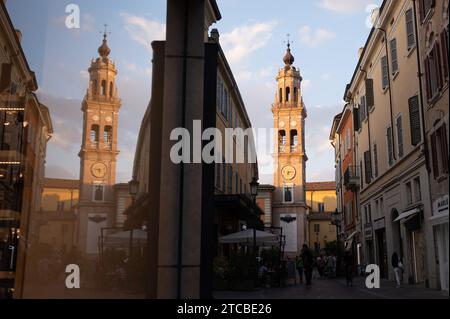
[15,29,22,43]
[210,28,220,43]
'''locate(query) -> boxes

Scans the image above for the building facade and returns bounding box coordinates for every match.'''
[271,43,308,257]
[333,0,449,289]
[1,0,53,298]
[416,0,449,291]
[306,182,337,253]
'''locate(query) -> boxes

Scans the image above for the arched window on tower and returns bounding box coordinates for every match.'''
[109,82,114,97]
[104,125,112,149]
[101,80,107,96]
[279,88,283,103]
[286,87,290,102]
[279,130,286,152]
[92,80,98,95]
[290,130,298,152]
[294,87,298,103]
[90,124,99,147]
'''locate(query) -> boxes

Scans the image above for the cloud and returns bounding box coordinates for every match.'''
[121,13,166,54]
[299,26,336,48]
[220,21,277,66]
[302,79,312,91]
[318,0,374,14]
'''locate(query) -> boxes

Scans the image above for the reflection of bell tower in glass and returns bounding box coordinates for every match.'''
[77,30,121,255]
[272,40,308,256]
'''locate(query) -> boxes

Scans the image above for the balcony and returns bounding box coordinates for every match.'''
[344,165,360,190]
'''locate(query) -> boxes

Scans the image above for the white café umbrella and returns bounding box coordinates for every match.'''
[219,229,278,245]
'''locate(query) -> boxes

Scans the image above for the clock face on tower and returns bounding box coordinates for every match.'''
[91,162,107,178]
[281,165,296,181]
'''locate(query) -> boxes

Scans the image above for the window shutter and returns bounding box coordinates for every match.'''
[0,63,12,93]
[381,56,389,89]
[364,150,372,184]
[365,79,374,109]
[440,124,449,174]
[424,57,431,100]
[353,108,360,131]
[441,31,449,81]
[431,132,439,179]
[397,116,404,158]
[406,9,415,49]
[436,42,444,89]
[360,97,367,122]
[387,127,394,166]
[373,144,379,178]
[390,39,399,74]
[408,96,421,146]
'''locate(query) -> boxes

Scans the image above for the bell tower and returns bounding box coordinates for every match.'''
[77,30,121,255]
[272,41,308,256]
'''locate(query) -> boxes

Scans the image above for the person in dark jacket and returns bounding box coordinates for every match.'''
[344,251,354,286]
[301,244,314,288]
[392,252,404,288]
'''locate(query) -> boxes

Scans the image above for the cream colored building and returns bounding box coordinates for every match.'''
[306,182,337,252]
[344,0,435,285]
[417,0,449,291]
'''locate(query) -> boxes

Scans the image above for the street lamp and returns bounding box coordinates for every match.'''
[249,176,259,287]
[128,178,139,198]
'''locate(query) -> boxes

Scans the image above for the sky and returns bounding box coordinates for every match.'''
[7,0,382,185]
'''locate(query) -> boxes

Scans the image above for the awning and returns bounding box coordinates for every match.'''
[346,231,358,241]
[344,231,358,251]
[219,229,278,245]
[394,207,421,222]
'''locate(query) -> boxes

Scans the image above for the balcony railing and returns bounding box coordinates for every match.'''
[344,165,360,190]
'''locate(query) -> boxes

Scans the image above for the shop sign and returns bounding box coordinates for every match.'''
[433,195,449,216]
[373,217,385,230]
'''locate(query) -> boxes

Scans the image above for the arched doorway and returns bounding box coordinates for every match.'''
[391,209,403,258]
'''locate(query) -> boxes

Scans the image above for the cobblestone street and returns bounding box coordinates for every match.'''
[214,277,449,300]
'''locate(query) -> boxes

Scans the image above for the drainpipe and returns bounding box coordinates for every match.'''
[176,0,189,299]
[411,0,431,173]
[378,28,397,161]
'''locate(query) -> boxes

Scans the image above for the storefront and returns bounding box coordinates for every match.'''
[430,196,449,291]
[374,217,388,279]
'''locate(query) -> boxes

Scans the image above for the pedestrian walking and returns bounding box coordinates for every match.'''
[301,244,314,289]
[344,251,354,287]
[295,254,304,284]
[392,252,404,288]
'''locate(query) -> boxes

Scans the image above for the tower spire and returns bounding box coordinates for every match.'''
[98,24,111,58]
[283,33,295,67]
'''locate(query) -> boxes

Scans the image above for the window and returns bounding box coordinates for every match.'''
[405,182,412,206]
[396,116,404,158]
[283,186,294,203]
[413,177,422,202]
[104,126,112,147]
[318,203,325,212]
[92,80,98,95]
[353,108,360,131]
[346,201,353,226]
[381,56,389,90]
[408,96,421,146]
[425,40,444,100]
[431,123,449,179]
[109,82,113,97]
[345,128,351,151]
[57,201,65,211]
[279,88,283,103]
[279,130,286,152]
[360,96,367,122]
[294,87,298,102]
[93,184,105,202]
[228,165,233,193]
[101,80,107,96]
[387,126,394,166]
[405,9,415,50]
[441,28,449,82]
[290,130,298,152]
[364,150,372,184]
[285,87,290,102]
[373,144,379,178]
[217,77,223,111]
[365,79,375,110]
[419,0,435,22]
[390,39,399,75]
[314,224,320,233]
[90,124,99,145]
